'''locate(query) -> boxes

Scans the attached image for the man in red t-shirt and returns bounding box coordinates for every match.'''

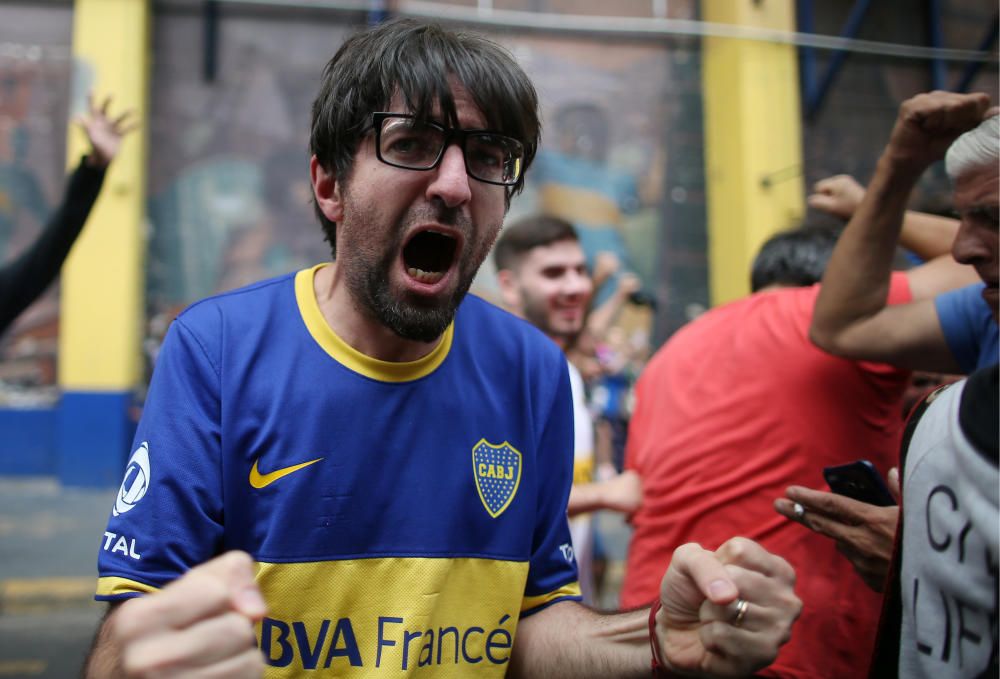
[622,223,975,679]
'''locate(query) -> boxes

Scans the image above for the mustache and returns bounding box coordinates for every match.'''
[410,199,471,230]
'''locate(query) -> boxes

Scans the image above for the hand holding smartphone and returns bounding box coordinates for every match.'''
[822,460,897,507]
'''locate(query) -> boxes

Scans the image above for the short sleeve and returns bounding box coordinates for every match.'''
[96,317,225,601]
[934,284,998,373]
[521,359,582,616]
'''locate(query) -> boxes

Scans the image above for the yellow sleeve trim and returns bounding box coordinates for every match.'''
[521,581,582,613]
[573,458,594,485]
[295,265,454,382]
[96,576,160,597]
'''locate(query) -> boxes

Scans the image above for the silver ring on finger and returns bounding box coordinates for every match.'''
[732,598,749,627]
[793,502,805,520]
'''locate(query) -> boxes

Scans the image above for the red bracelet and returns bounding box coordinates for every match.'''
[649,599,668,676]
[649,600,688,678]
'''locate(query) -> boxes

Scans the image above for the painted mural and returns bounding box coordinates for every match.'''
[504,35,669,303]
[145,8,351,312]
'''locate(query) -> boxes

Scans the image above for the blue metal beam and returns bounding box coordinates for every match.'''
[367,0,390,24]
[926,0,946,90]
[797,0,819,112]
[803,0,875,119]
[203,0,220,83]
[955,14,999,92]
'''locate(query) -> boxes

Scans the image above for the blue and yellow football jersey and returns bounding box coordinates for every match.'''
[97,264,581,676]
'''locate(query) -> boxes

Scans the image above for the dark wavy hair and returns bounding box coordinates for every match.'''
[309,19,541,255]
[493,215,579,272]
[750,225,840,292]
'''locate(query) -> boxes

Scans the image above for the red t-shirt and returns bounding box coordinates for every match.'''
[623,274,912,679]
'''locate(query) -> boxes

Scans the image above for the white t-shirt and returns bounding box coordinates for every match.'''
[567,361,596,604]
[899,375,998,679]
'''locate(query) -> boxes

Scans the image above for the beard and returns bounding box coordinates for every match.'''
[519,287,580,345]
[353,245,477,342]
[339,197,497,343]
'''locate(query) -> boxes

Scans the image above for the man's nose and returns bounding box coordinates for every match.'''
[564,270,594,299]
[952,220,991,266]
[426,144,472,208]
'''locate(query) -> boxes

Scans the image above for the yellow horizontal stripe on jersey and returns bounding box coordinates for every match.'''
[254,557,531,677]
[96,576,159,597]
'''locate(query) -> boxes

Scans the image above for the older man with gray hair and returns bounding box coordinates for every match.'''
[807,90,997,372]
[776,91,998,678]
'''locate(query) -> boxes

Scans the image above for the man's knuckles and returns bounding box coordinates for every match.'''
[194,551,257,588]
[715,536,757,563]
[777,595,801,643]
[902,91,989,131]
[717,538,796,586]
[771,553,797,586]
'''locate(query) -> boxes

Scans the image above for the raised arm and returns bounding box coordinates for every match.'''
[808,174,978,301]
[809,91,990,372]
[587,270,642,342]
[0,93,136,334]
[808,173,966,261]
[77,92,138,169]
[509,538,800,678]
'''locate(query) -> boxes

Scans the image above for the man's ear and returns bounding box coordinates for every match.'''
[495,268,521,312]
[311,155,343,222]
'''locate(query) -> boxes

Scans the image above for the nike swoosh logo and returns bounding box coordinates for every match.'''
[249,457,324,489]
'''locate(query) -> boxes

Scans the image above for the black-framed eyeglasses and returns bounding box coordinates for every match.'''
[372,112,525,186]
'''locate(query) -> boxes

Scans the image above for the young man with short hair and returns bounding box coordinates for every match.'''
[494,215,641,605]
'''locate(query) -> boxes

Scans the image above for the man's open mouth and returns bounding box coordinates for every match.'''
[403,230,458,285]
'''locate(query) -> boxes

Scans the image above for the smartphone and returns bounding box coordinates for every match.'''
[823,460,896,507]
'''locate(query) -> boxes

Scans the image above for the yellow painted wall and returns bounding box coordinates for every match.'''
[702,0,805,305]
[60,0,149,390]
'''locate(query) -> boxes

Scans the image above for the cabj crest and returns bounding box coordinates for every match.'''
[472,439,522,518]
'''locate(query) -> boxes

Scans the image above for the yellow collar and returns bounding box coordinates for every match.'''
[295,264,453,382]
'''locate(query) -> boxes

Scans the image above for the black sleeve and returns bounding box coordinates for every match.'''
[0,158,107,336]
[959,363,999,466]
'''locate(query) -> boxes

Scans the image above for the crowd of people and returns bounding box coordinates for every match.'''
[0,16,994,679]
[624,90,997,679]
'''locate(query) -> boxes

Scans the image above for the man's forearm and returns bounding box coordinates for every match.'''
[0,160,105,334]
[83,604,123,678]
[567,482,603,517]
[811,153,922,346]
[567,470,641,517]
[811,90,991,358]
[512,540,799,678]
[510,601,650,679]
[899,210,961,261]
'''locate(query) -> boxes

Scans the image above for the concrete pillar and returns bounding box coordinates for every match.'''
[702,0,805,305]
[58,0,149,486]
